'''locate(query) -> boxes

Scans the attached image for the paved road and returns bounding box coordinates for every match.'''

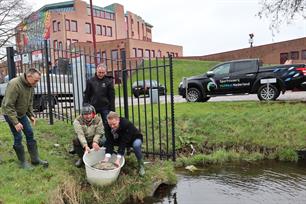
[115,91,306,106]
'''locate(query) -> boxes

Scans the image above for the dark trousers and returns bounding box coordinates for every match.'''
[4,115,35,146]
[96,109,110,125]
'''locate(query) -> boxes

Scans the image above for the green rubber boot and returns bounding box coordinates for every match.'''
[138,159,145,176]
[13,145,33,170]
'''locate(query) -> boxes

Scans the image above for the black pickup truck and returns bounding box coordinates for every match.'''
[178,59,306,102]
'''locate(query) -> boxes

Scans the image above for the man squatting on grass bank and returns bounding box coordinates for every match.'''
[1,68,48,169]
[72,104,104,167]
[102,111,145,176]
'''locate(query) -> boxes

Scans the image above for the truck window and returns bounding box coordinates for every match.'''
[213,63,230,75]
[232,61,257,73]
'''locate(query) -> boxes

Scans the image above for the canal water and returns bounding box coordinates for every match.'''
[145,160,306,204]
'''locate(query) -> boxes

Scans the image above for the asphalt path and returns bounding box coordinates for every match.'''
[115,91,306,106]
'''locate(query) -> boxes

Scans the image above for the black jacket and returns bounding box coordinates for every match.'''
[105,117,143,156]
[83,75,115,112]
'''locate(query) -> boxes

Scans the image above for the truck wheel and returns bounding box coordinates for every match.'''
[186,87,203,102]
[257,84,280,101]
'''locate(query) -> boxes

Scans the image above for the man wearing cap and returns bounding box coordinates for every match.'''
[102,111,145,176]
[1,68,48,169]
[72,104,104,167]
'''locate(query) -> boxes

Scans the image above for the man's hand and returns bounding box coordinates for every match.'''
[29,116,36,126]
[101,157,109,163]
[14,123,23,132]
[114,158,120,167]
[92,142,100,151]
[84,145,90,154]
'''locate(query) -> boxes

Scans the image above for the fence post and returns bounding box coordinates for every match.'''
[44,40,54,125]
[6,47,16,80]
[169,55,176,161]
[121,49,129,119]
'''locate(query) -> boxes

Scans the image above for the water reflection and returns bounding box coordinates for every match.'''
[148,161,306,204]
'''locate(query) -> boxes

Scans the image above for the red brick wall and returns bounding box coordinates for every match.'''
[182,37,306,64]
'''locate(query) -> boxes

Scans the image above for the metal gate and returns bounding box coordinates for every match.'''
[5,41,176,160]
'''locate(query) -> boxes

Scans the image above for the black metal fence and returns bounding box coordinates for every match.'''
[5,41,176,160]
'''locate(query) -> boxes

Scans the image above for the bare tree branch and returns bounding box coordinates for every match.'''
[0,0,31,62]
[258,0,306,35]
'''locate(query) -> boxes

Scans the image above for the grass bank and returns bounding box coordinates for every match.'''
[0,120,176,204]
[174,101,306,166]
[1,87,306,202]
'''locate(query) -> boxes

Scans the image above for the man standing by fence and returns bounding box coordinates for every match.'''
[1,68,48,169]
[83,63,115,125]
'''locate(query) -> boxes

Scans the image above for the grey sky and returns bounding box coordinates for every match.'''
[27,0,306,56]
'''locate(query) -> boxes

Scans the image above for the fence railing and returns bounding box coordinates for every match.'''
[5,41,176,160]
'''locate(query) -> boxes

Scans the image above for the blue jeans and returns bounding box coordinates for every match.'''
[97,109,110,125]
[4,115,35,146]
[132,139,143,161]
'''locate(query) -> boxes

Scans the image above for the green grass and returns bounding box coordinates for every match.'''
[174,101,306,165]
[0,120,176,204]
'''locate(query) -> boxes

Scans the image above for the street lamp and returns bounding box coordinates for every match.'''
[249,33,254,58]
[249,33,254,48]
[89,0,97,67]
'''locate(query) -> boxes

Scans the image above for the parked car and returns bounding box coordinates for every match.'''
[132,80,166,98]
[178,58,306,102]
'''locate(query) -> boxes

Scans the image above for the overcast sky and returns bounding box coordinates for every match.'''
[27,0,306,56]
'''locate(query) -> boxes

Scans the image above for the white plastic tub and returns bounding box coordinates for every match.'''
[83,147,125,186]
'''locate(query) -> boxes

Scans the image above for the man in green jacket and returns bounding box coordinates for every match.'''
[72,104,104,167]
[1,68,48,169]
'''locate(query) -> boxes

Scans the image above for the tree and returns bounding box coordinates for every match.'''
[258,0,306,35]
[0,0,31,61]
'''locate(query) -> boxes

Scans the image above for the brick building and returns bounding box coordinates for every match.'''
[15,0,183,63]
[183,37,306,65]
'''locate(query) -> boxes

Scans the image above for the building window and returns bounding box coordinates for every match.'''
[57,22,61,31]
[138,48,143,57]
[157,50,162,58]
[105,12,111,19]
[145,49,150,58]
[302,50,306,60]
[102,51,107,65]
[72,39,78,44]
[85,23,91,34]
[71,20,77,32]
[133,48,137,57]
[58,41,62,50]
[65,19,70,31]
[151,50,155,58]
[106,26,112,37]
[66,39,71,48]
[53,20,57,32]
[137,22,140,37]
[290,51,299,60]
[111,49,118,60]
[102,26,106,36]
[280,53,289,64]
[96,25,102,35]
[142,23,144,36]
[53,40,58,49]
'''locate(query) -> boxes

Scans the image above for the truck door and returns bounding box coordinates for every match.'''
[228,60,258,93]
[208,62,233,94]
